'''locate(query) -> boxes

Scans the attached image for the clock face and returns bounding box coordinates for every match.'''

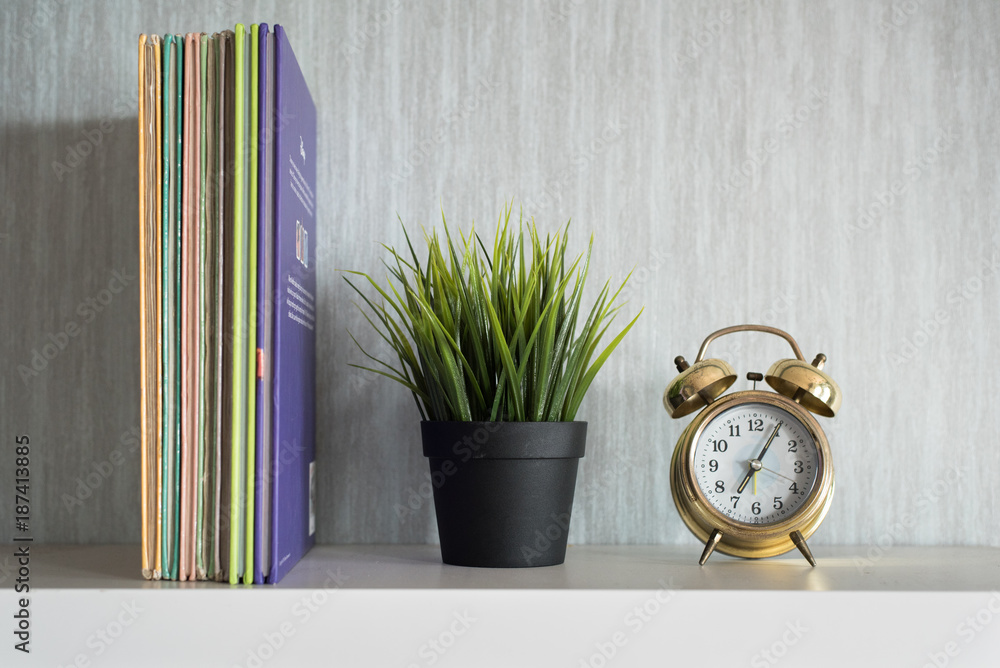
[693,401,819,526]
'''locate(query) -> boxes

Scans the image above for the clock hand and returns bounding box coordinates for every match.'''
[736,421,782,494]
[759,465,796,484]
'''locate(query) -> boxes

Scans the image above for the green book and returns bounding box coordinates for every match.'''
[229,22,249,585]
[244,23,260,585]
[160,33,183,582]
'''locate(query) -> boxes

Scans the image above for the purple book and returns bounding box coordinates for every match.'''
[267,24,317,584]
[253,22,274,585]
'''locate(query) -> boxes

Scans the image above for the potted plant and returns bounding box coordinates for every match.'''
[345,206,641,567]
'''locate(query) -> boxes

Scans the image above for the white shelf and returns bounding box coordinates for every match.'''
[10,545,1000,667]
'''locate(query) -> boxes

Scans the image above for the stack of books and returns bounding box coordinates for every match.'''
[137,24,316,584]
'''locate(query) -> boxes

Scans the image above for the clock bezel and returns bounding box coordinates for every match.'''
[670,390,835,559]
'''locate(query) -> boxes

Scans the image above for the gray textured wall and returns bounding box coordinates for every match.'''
[2,0,998,550]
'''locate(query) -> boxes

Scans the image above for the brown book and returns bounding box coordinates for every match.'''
[216,29,235,583]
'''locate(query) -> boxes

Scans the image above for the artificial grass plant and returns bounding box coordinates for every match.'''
[344,206,642,422]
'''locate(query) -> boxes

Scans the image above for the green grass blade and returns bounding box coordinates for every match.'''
[565,307,644,419]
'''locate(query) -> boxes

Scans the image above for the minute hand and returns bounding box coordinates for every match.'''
[736,421,782,494]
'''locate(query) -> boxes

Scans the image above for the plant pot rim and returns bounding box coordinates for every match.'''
[421,421,587,460]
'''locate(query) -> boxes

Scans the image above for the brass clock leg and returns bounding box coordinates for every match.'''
[790,530,816,567]
[699,529,723,566]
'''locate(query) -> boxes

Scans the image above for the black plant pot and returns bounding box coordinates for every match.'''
[421,421,587,568]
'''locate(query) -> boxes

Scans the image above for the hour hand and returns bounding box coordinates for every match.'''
[736,459,761,494]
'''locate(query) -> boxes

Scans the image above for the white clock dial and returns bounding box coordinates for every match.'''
[693,402,819,525]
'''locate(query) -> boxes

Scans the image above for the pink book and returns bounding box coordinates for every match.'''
[179,32,202,581]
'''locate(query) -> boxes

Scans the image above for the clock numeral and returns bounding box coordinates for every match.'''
[788,482,799,494]
[751,502,761,515]
[709,459,719,472]
[712,439,729,452]
[794,460,804,474]
[730,495,739,508]
[787,440,797,453]
[729,425,740,437]
[715,480,725,493]
[773,496,783,510]
[747,418,764,432]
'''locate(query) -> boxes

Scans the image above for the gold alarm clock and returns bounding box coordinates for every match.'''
[663,325,841,566]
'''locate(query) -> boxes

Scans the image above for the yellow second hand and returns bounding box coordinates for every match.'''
[753,470,757,495]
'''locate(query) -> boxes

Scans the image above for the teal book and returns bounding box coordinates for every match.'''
[160,33,183,582]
